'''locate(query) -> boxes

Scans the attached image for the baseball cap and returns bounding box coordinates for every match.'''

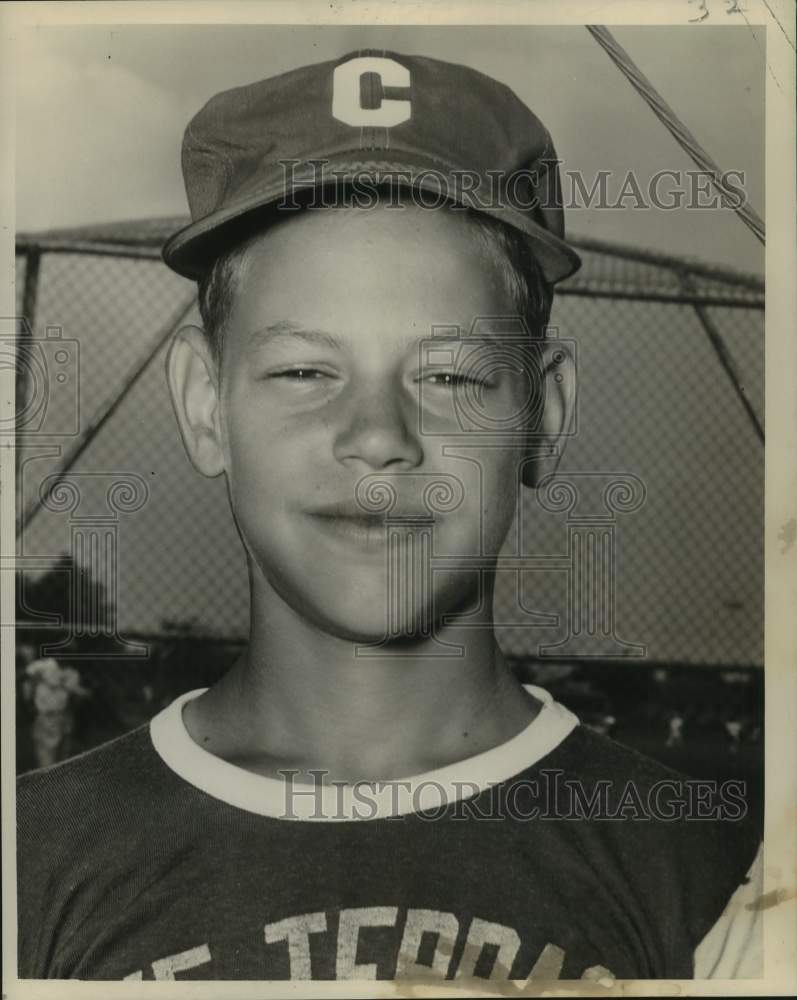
[162,49,582,283]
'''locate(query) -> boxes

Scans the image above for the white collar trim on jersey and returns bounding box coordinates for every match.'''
[149,684,579,821]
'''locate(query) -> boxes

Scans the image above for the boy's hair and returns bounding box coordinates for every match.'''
[196,193,554,364]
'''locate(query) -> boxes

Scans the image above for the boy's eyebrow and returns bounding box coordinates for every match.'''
[247,322,509,351]
[247,321,342,351]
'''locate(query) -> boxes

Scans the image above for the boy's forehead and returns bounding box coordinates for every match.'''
[224,205,522,343]
[230,201,504,285]
[237,198,480,253]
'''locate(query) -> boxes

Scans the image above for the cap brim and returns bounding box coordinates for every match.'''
[162,158,582,284]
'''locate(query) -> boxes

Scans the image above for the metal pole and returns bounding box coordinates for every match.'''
[16,249,41,534]
[15,239,163,261]
[679,272,764,445]
[556,287,763,310]
[568,235,764,295]
[17,248,41,408]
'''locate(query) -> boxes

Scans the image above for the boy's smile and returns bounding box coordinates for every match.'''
[302,499,434,552]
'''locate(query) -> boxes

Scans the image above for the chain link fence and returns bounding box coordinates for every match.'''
[12,219,764,801]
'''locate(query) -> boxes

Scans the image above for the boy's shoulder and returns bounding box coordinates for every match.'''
[504,720,760,882]
[547,722,700,799]
[501,723,761,959]
[19,721,150,792]
[552,721,683,777]
[535,721,755,834]
[17,722,173,847]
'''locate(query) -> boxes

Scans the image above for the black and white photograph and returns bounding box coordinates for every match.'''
[2,1,795,995]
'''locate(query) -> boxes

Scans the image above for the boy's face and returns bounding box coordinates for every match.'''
[197,204,542,641]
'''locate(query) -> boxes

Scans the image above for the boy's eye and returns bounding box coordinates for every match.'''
[423,372,488,389]
[267,368,329,381]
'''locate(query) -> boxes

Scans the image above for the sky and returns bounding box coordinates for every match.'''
[15,23,765,274]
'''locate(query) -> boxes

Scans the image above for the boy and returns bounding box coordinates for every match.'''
[17,49,762,982]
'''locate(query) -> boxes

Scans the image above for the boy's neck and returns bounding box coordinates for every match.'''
[183,581,539,783]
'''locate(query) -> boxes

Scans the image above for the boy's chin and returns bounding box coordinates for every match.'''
[256,559,480,645]
[306,600,439,647]
[272,576,440,645]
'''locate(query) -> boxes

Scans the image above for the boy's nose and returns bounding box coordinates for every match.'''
[333,385,424,472]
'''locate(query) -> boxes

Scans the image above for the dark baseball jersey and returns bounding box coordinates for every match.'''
[17,686,761,981]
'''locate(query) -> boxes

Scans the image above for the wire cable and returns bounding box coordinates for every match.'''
[586,25,765,246]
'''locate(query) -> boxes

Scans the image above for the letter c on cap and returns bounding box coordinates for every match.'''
[332,56,411,127]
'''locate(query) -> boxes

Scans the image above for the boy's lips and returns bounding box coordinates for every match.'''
[304,502,436,549]
[305,500,435,521]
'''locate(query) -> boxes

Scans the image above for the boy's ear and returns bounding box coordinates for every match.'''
[521,340,577,488]
[166,325,225,478]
